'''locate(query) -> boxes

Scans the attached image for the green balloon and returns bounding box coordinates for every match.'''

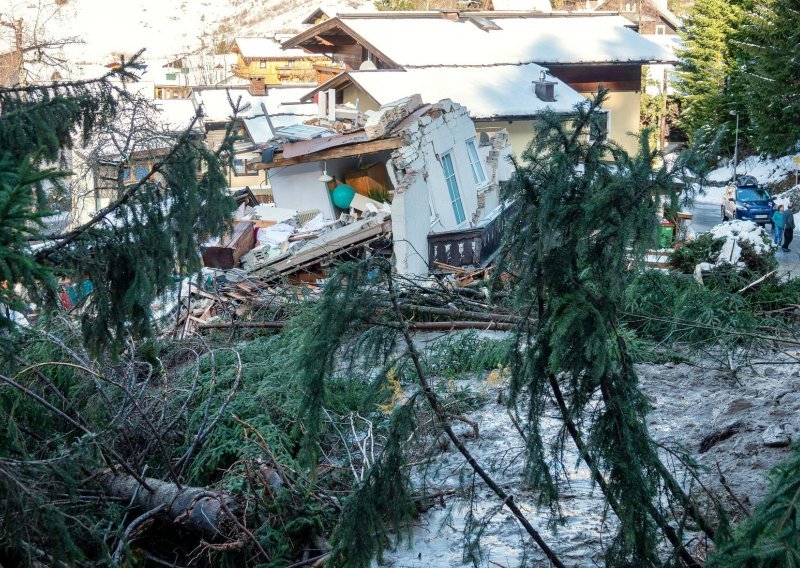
[331,184,356,209]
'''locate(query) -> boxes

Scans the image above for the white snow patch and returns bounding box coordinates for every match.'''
[709,220,775,266]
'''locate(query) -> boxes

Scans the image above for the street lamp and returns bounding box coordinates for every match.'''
[730,109,739,183]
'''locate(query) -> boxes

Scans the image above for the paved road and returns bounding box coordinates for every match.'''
[689,202,800,278]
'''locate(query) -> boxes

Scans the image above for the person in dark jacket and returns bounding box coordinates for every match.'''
[782,204,795,252]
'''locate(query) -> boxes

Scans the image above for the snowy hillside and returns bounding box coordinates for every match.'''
[2,0,374,64]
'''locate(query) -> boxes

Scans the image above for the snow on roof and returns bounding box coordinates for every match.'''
[641,33,682,55]
[491,0,552,11]
[232,37,312,59]
[154,99,199,131]
[300,3,378,24]
[347,65,587,119]
[192,87,317,123]
[336,14,676,66]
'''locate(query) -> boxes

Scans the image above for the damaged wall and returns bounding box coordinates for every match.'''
[389,98,512,276]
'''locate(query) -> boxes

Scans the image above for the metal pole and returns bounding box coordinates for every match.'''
[732,111,739,182]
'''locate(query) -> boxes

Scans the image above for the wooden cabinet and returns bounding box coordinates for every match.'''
[344,162,391,201]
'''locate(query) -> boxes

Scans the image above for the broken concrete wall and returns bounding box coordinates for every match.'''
[389,98,512,276]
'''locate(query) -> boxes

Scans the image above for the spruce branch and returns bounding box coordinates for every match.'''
[385,267,566,568]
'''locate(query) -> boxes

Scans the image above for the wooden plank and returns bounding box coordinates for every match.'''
[248,137,404,171]
[281,130,369,159]
[253,221,390,277]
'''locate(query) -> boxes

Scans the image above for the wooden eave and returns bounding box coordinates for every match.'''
[281,18,402,69]
[298,71,377,102]
[247,136,404,171]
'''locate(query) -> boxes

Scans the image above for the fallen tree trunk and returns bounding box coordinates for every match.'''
[101,473,238,541]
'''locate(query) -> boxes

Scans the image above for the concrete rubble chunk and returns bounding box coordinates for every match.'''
[364,94,424,139]
[762,425,791,448]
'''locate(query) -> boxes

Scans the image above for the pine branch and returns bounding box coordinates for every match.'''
[33,109,203,261]
[385,270,566,568]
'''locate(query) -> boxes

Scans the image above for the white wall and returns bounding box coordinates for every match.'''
[269,161,335,219]
[388,99,512,276]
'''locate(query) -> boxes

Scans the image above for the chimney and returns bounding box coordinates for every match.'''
[249,77,266,96]
[533,70,556,102]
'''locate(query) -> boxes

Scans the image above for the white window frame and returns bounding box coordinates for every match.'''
[465,138,487,187]
[441,152,466,226]
[655,24,667,35]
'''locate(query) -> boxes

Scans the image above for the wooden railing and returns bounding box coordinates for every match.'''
[428,207,508,268]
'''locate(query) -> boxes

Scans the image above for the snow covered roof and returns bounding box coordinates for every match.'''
[300,3,379,25]
[641,33,682,56]
[154,99,199,131]
[315,66,587,119]
[231,37,314,60]
[491,0,552,11]
[192,86,317,123]
[287,13,677,66]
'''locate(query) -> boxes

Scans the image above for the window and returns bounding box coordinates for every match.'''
[120,164,151,184]
[655,24,666,35]
[465,138,486,185]
[259,61,267,68]
[589,111,609,141]
[165,72,177,81]
[133,165,150,181]
[233,158,247,176]
[441,153,466,225]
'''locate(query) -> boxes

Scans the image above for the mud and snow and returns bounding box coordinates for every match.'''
[377,342,800,567]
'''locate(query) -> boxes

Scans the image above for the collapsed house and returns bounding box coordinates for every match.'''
[203,95,513,280]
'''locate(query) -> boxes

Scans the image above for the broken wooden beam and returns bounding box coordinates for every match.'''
[247,137,404,171]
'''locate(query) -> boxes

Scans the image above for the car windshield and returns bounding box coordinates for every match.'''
[737,188,770,201]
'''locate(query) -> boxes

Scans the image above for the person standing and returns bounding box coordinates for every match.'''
[772,205,784,246]
[782,204,795,252]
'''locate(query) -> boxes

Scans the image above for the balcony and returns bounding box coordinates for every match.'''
[428,205,509,269]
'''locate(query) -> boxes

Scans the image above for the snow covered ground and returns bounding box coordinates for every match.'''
[378,337,800,567]
[2,0,374,70]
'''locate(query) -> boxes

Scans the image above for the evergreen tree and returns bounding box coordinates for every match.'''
[677,0,744,143]
[496,88,722,566]
[734,0,800,155]
[708,444,800,567]
[0,58,237,352]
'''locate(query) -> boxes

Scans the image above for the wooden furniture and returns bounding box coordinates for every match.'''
[201,221,256,269]
[344,162,391,200]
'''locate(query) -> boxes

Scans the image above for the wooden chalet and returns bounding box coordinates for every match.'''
[282,11,676,155]
[561,0,682,35]
[230,37,333,85]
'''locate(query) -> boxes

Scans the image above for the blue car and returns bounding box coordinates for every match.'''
[721,176,775,226]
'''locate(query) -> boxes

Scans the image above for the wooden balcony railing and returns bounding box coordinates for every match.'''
[428,206,509,269]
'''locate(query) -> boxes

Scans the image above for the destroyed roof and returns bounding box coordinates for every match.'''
[301,65,587,119]
[231,37,316,60]
[284,12,677,66]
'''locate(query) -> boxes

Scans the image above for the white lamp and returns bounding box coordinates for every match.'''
[318,161,333,183]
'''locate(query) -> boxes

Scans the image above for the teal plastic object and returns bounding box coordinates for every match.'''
[331,184,356,209]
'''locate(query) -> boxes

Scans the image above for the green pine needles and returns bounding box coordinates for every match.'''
[0,54,237,353]
[496,88,721,566]
[709,444,800,567]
